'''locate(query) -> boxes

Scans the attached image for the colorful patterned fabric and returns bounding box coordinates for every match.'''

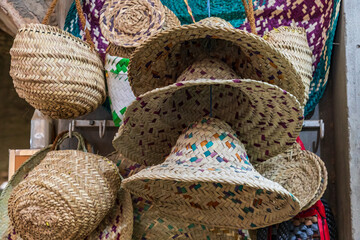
[64,1,81,39]
[105,54,135,126]
[64,0,109,61]
[161,0,341,116]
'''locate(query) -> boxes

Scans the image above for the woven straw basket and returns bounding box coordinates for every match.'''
[255,143,322,210]
[263,26,313,107]
[1,132,121,240]
[10,0,106,119]
[105,5,181,58]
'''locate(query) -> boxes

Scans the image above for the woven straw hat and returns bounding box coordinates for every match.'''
[254,143,322,210]
[263,26,313,106]
[113,57,303,165]
[132,196,251,240]
[127,17,305,104]
[302,155,328,210]
[10,0,106,119]
[108,153,251,239]
[100,0,167,48]
[0,132,122,240]
[122,117,300,229]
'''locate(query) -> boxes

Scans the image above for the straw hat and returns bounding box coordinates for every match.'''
[302,156,328,210]
[254,143,322,210]
[100,0,167,48]
[127,17,305,104]
[132,196,251,240]
[113,56,303,165]
[0,132,122,240]
[122,117,300,229]
[263,26,313,106]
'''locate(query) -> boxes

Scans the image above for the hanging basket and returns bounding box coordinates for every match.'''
[9,0,106,119]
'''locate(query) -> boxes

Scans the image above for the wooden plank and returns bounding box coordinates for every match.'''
[8,149,40,180]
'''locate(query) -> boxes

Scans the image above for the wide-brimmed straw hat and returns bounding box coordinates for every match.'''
[122,117,300,229]
[127,17,305,104]
[0,132,122,240]
[107,152,251,239]
[255,143,323,210]
[113,56,303,165]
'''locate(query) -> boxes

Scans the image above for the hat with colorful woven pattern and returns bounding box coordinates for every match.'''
[113,56,304,165]
[122,117,301,229]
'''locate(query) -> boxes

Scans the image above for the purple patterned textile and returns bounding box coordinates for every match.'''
[238,0,332,75]
[80,0,109,61]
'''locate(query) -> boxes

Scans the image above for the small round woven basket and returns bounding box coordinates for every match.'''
[3,132,121,240]
[255,143,322,210]
[105,5,180,58]
[10,0,106,119]
[100,0,166,48]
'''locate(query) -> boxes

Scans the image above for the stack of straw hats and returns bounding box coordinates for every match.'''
[3,0,330,238]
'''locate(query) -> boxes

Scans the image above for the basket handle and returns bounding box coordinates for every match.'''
[51,131,88,152]
[182,0,257,35]
[42,0,96,50]
[241,0,257,35]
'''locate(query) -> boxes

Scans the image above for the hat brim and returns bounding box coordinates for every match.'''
[302,152,328,210]
[123,162,300,229]
[113,79,303,165]
[255,148,322,210]
[128,21,305,104]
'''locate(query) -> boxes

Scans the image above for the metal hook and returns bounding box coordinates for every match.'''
[68,120,75,138]
[99,120,106,139]
[312,119,324,153]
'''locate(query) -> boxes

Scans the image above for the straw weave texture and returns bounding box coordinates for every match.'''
[113,57,303,165]
[264,26,313,106]
[10,24,106,119]
[105,6,180,58]
[302,155,328,210]
[123,117,300,229]
[132,196,251,240]
[128,17,305,105]
[7,150,120,240]
[100,0,166,48]
[255,143,322,210]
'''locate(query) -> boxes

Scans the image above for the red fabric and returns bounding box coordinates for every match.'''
[296,136,306,150]
[295,200,330,240]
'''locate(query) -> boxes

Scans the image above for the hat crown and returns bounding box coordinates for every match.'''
[165,117,257,173]
[197,17,234,29]
[176,58,238,82]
